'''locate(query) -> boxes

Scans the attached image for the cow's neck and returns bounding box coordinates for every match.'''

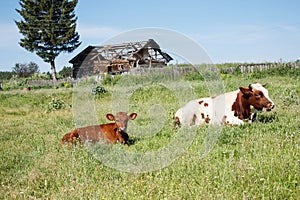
[231,91,252,120]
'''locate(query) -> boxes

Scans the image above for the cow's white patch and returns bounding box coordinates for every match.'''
[250,83,275,108]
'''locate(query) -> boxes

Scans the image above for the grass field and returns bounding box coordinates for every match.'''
[0,68,299,199]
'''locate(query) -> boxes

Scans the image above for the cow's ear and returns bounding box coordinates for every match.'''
[262,83,268,87]
[106,114,115,121]
[129,113,137,120]
[248,84,253,91]
[240,87,252,97]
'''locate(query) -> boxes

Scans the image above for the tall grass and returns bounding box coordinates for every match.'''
[0,70,299,199]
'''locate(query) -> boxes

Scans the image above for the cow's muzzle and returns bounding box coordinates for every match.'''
[265,102,275,111]
[119,127,126,132]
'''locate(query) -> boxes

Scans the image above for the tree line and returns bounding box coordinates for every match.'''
[0,63,73,80]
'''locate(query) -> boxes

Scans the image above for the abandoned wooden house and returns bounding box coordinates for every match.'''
[69,39,173,78]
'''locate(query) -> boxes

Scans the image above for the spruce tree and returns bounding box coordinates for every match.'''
[15,0,81,83]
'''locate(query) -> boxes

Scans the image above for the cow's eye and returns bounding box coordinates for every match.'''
[255,92,263,98]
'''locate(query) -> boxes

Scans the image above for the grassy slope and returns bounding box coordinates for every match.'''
[0,74,299,199]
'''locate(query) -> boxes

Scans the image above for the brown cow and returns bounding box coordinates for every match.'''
[61,112,137,146]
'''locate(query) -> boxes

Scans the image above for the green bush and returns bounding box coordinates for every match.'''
[102,74,122,85]
[56,82,73,89]
[92,85,107,97]
[46,97,68,112]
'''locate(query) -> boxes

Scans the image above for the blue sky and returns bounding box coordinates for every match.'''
[0,0,299,72]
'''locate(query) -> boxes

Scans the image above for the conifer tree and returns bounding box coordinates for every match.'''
[15,0,81,83]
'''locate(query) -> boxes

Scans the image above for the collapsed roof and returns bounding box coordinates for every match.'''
[69,39,173,78]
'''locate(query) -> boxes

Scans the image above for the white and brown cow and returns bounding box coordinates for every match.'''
[174,83,275,127]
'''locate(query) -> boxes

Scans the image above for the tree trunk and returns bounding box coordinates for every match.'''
[51,60,58,85]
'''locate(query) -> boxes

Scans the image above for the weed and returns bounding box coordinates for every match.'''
[92,85,108,97]
[46,97,68,112]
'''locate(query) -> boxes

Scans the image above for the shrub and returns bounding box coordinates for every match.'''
[56,82,73,89]
[102,74,121,85]
[92,85,107,97]
[46,97,67,112]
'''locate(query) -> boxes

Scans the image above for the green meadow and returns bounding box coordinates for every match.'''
[0,67,299,199]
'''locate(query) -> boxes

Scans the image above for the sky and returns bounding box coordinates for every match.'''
[0,0,299,72]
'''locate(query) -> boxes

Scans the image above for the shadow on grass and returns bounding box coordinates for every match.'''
[256,112,278,123]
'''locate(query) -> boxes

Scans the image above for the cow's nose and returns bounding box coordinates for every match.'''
[265,102,275,111]
[268,102,275,109]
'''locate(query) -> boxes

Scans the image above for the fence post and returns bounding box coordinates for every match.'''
[240,65,244,77]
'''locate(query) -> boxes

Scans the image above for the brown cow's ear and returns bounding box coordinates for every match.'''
[240,87,252,97]
[129,113,137,120]
[262,83,268,87]
[248,84,253,91]
[106,114,115,121]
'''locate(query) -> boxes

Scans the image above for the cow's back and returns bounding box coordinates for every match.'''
[77,125,102,143]
[197,90,245,125]
[77,123,127,144]
[174,99,200,126]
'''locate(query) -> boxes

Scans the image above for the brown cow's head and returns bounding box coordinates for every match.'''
[232,83,275,120]
[106,112,137,132]
[240,83,275,111]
